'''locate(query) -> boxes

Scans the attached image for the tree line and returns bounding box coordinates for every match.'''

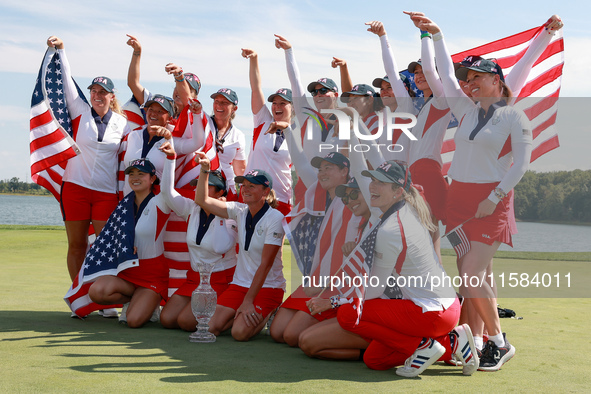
[514,169,591,224]
[2,169,590,223]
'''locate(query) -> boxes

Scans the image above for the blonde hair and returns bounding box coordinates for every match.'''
[109,95,125,117]
[394,185,437,232]
[265,188,278,209]
[500,80,513,103]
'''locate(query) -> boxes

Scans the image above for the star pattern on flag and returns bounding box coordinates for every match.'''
[289,213,323,276]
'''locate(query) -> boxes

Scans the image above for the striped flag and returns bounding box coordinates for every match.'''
[444,223,471,259]
[29,48,85,200]
[441,24,564,174]
[64,194,138,317]
[163,107,220,297]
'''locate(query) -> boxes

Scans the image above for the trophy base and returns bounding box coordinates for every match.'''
[189,331,216,343]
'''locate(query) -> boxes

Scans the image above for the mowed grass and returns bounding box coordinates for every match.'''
[1,226,590,392]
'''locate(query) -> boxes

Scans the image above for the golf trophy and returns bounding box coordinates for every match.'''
[189,258,217,343]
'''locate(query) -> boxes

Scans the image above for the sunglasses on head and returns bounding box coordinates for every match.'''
[311,87,333,97]
[341,189,360,205]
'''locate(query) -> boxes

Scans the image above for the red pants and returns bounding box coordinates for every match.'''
[337,298,460,370]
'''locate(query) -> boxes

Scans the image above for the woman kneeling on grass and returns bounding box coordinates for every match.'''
[88,159,171,328]
[332,161,478,377]
[194,152,286,341]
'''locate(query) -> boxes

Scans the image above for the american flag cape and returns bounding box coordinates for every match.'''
[163,108,220,297]
[441,25,564,174]
[29,48,87,200]
[64,193,139,317]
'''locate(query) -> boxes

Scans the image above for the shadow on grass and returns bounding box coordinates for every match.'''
[0,310,421,384]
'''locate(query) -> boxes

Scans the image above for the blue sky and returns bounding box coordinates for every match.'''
[1,0,589,181]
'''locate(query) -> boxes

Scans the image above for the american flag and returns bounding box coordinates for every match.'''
[29,48,84,199]
[162,108,220,297]
[64,194,138,317]
[441,24,564,174]
[443,222,471,259]
[284,213,323,276]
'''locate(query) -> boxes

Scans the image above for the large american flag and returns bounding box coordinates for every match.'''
[64,194,138,317]
[441,24,564,174]
[29,48,84,199]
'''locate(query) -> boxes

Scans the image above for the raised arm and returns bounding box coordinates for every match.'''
[366,21,410,101]
[506,15,564,97]
[331,57,353,93]
[126,34,145,105]
[158,139,193,219]
[283,124,317,187]
[47,36,87,115]
[241,48,265,115]
[194,152,230,218]
[165,62,191,109]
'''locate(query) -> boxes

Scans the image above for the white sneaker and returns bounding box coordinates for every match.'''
[150,306,161,323]
[119,303,129,323]
[396,338,445,377]
[451,324,479,376]
[98,308,119,318]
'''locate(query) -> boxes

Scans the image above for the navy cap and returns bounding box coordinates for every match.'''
[88,76,115,93]
[341,84,376,99]
[372,74,412,93]
[267,88,292,103]
[311,151,350,169]
[184,73,201,95]
[125,158,159,185]
[307,78,338,93]
[335,177,360,198]
[144,94,174,117]
[362,160,411,191]
[211,88,239,105]
[455,58,505,82]
[235,169,273,189]
[189,169,227,191]
[407,60,422,74]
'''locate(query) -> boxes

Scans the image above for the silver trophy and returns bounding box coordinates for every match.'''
[189,259,217,343]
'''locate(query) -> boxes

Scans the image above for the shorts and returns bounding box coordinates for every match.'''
[409,158,448,223]
[280,290,337,322]
[446,181,512,247]
[217,284,284,318]
[174,266,236,297]
[118,255,169,299]
[60,181,118,221]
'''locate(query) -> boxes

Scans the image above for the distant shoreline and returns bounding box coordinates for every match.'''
[0,192,52,197]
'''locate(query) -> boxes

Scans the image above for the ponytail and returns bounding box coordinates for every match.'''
[403,186,437,232]
[109,95,125,117]
[266,188,278,209]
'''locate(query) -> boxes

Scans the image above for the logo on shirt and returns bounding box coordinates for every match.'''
[257,227,264,236]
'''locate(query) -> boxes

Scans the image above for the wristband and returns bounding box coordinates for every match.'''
[166,154,177,160]
[200,169,211,174]
[420,32,432,39]
[494,187,507,200]
[133,51,141,56]
[432,32,443,42]
[329,295,340,309]
[175,75,185,82]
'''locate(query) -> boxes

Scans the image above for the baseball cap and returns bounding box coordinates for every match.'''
[407,60,422,74]
[184,73,201,95]
[372,74,412,93]
[455,58,505,82]
[361,160,411,191]
[235,169,273,189]
[143,94,174,117]
[310,152,350,169]
[189,169,227,191]
[124,158,159,185]
[335,177,360,198]
[341,84,376,98]
[211,88,239,105]
[88,76,115,93]
[453,55,484,70]
[306,78,338,93]
[267,88,292,103]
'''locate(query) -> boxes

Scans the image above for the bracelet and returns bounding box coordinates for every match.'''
[329,295,340,309]
[493,187,507,200]
[133,51,141,56]
[420,32,432,39]
[175,74,185,82]
[200,169,210,174]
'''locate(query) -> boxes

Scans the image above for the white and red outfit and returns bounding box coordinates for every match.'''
[58,48,130,220]
[337,201,459,370]
[433,32,532,247]
[117,191,172,299]
[215,201,286,318]
[211,117,246,196]
[284,48,344,161]
[160,155,237,297]
[245,106,292,214]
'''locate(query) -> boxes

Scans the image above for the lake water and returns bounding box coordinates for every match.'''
[0,194,589,252]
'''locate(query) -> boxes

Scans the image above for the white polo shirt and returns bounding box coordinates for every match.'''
[226,201,286,290]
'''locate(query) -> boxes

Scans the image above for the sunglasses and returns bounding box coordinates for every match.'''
[311,87,333,97]
[341,189,360,205]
